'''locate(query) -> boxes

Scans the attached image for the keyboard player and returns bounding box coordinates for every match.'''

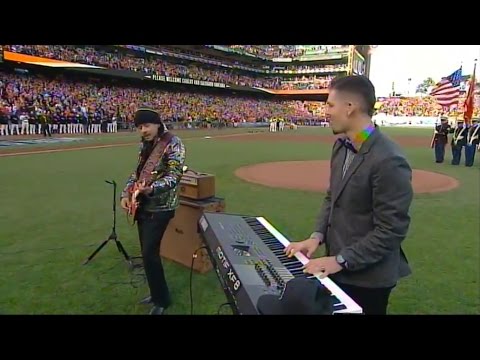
[286,76,413,315]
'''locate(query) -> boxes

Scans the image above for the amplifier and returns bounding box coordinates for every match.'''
[179,170,215,200]
[160,196,225,273]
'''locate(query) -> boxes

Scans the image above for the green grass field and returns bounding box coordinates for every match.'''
[1,127,478,315]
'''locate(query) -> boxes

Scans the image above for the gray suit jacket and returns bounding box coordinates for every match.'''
[315,129,413,288]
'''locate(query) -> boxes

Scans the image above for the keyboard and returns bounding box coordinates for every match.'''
[198,212,363,315]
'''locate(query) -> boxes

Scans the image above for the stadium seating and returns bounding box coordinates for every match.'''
[4,45,335,91]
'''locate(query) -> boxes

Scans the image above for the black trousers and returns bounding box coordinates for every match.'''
[336,282,395,315]
[137,210,175,307]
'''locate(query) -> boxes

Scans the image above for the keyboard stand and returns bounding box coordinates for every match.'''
[202,236,240,315]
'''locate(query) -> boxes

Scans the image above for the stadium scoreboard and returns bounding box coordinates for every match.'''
[352,50,366,75]
[348,45,371,77]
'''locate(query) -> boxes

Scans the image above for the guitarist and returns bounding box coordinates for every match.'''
[120,108,186,315]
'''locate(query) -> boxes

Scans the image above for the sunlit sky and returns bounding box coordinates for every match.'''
[369,45,480,97]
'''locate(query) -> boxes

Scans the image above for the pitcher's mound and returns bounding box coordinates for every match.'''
[235,160,459,194]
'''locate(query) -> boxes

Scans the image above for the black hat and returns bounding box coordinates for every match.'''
[134,108,162,127]
[256,277,335,315]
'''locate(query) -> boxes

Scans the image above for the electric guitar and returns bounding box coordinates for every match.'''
[127,183,140,221]
[127,175,157,225]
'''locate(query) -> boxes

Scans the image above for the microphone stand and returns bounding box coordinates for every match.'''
[83,180,131,265]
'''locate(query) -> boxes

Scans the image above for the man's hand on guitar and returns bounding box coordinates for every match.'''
[137,180,153,195]
[121,197,131,211]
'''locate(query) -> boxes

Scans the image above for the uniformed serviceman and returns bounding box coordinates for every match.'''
[451,119,467,166]
[465,118,479,167]
[431,116,451,163]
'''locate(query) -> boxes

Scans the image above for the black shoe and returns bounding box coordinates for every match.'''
[149,306,166,315]
[139,296,152,305]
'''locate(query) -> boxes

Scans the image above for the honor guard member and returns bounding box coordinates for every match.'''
[432,116,451,163]
[451,119,467,165]
[465,118,479,167]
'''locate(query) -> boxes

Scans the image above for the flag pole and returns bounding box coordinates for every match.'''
[463,59,476,125]
[473,59,477,122]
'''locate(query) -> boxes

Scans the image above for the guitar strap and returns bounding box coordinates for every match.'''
[137,131,174,184]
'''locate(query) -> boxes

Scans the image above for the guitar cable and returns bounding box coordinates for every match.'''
[190,245,208,315]
[217,302,233,315]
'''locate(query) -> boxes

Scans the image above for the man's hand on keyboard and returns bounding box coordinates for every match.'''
[303,256,342,278]
[285,238,320,258]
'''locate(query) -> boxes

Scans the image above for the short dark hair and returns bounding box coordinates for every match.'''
[329,75,376,117]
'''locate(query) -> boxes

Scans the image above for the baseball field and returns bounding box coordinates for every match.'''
[0,126,478,315]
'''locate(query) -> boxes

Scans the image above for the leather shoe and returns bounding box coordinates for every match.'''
[149,306,166,315]
[139,296,152,305]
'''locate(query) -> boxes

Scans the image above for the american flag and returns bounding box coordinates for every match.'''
[430,67,462,109]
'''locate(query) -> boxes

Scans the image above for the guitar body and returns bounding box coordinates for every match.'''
[127,182,141,225]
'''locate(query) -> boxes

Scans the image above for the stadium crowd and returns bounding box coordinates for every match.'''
[227,45,304,58]
[0,71,322,136]
[376,96,480,118]
[272,64,347,74]
[224,45,349,59]
[4,45,336,91]
[280,76,334,90]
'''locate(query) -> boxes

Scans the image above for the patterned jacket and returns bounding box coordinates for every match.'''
[121,132,186,212]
